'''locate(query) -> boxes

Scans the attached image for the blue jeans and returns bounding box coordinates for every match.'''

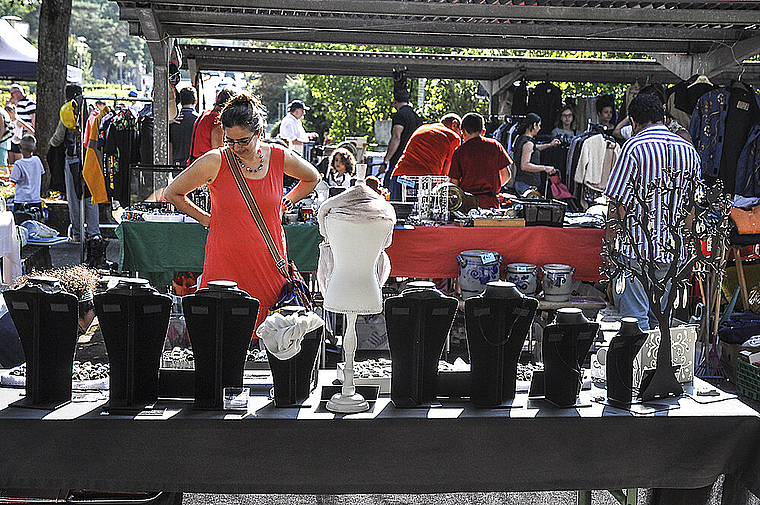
[388,174,403,201]
[611,256,671,331]
[64,159,100,240]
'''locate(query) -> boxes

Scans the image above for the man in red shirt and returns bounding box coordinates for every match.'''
[449,113,513,208]
[389,113,461,199]
[188,87,237,164]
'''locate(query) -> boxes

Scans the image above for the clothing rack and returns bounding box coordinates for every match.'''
[72,96,154,262]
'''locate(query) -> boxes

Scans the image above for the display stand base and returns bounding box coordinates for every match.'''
[392,398,443,409]
[10,397,71,411]
[322,385,378,412]
[102,402,160,415]
[269,387,314,409]
[593,397,680,415]
[529,398,592,409]
[472,399,524,410]
[326,393,369,413]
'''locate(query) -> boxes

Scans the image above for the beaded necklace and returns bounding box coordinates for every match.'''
[236,147,265,174]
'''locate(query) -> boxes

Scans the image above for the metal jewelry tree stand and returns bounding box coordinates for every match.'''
[602,170,731,401]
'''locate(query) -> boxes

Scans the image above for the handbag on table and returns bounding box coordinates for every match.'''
[222,148,314,312]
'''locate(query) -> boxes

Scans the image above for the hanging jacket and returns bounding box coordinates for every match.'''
[83,105,111,204]
[737,125,760,197]
[689,83,760,196]
[528,82,563,136]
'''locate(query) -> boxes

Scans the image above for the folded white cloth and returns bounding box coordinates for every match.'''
[256,311,324,360]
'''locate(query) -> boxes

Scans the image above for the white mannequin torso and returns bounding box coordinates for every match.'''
[322,217,393,315]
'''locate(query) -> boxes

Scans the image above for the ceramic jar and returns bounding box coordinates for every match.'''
[505,263,538,295]
[456,250,502,300]
[541,263,575,301]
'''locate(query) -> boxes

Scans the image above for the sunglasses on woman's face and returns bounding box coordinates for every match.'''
[223,134,256,147]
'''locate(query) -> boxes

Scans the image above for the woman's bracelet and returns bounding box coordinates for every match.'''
[282,197,295,212]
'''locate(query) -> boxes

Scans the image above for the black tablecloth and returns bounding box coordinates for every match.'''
[0,377,758,498]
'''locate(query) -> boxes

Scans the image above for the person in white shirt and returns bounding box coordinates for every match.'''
[279,100,318,158]
[10,135,45,211]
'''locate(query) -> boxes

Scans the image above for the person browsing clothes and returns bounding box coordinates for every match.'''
[166,92,321,328]
[512,113,560,196]
[448,113,513,209]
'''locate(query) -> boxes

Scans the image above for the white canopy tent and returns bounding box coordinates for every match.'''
[0,19,83,83]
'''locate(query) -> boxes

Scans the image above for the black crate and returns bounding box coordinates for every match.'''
[518,199,567,227]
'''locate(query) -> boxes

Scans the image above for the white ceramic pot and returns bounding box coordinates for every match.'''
[541,263,575,302]
[505,263,538,295]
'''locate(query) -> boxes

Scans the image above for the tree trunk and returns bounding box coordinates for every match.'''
[37,0,73,195]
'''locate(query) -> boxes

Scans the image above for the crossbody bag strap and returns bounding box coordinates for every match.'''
[222,147,290,279]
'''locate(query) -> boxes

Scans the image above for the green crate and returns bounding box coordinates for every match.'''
[737,358,760,401]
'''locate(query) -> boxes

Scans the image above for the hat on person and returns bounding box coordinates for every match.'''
[8,84,22,93]
[288,100,310,112]
[128,90,138,98]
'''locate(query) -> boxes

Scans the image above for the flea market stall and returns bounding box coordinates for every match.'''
[5,0,760,502]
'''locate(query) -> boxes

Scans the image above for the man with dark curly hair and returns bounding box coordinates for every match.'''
[0,265,99,368]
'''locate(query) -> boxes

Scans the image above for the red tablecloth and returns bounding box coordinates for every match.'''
[386,225,604,281]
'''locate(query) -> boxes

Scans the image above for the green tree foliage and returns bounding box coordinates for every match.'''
[424,79,489,120]
[69,0,151,84]
[301,74,395,143]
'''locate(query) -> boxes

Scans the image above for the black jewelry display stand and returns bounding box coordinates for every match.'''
[465,281,538,407]
[95,278,172,413]
[6,277,78,410]
[183,281,259,410]
[265,306,322,407]
[607,317,647,405]
[385,281,458,408]
[538,308,598,408]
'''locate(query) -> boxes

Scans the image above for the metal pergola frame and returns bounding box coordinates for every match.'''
[110,0,760,163]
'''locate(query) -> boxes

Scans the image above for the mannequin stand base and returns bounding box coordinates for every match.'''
[326,392,369,413]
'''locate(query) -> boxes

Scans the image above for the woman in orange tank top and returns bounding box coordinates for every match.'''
[166,92,321,328]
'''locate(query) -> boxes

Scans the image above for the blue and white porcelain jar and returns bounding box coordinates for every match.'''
[505,263,538,295]
[541,263,575,302]
[456,250,502,300]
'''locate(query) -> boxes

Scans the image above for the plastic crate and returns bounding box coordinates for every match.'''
[518,199,567,227]
[737,358,760,401]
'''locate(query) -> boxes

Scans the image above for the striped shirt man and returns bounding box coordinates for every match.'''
[15,97,35,126]
[9,85,35,127]
[605,124,701,263]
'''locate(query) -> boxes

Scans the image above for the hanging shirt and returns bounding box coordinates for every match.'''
[574,134,621,192]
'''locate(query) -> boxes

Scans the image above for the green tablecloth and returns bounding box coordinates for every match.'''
[116,221,321,287]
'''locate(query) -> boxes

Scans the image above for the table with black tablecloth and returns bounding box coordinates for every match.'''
[117,221,604,288]
[0,377,757,502]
